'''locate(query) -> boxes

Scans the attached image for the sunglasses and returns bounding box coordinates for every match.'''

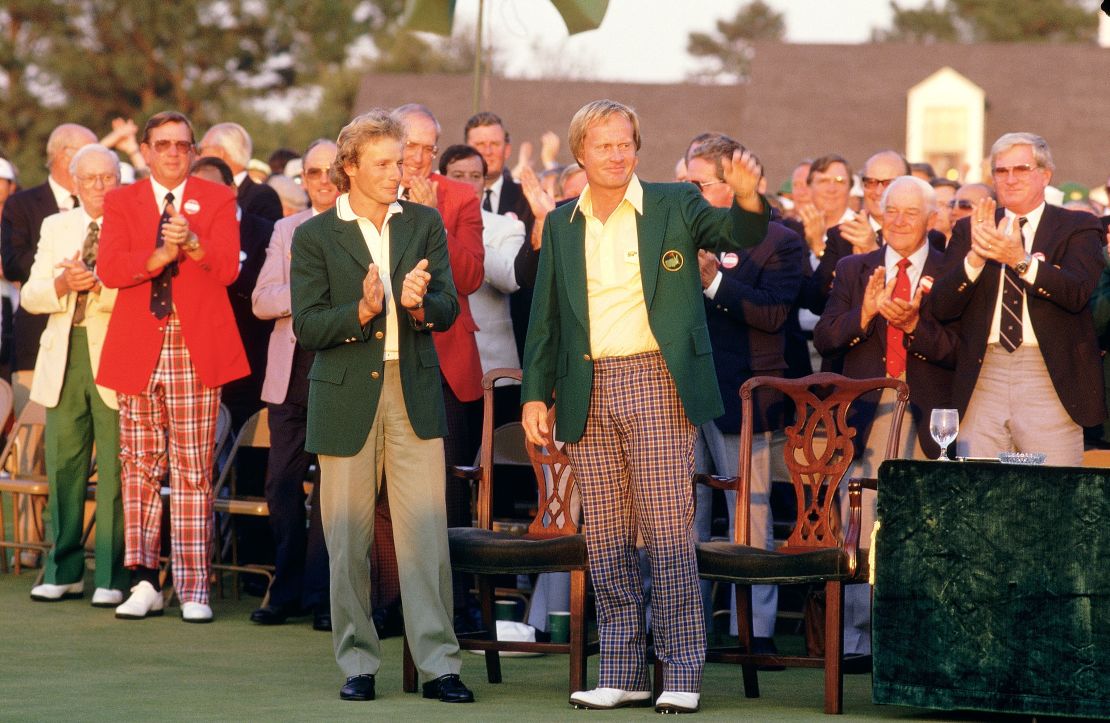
[947,199,974,210]
[149,140,194,155]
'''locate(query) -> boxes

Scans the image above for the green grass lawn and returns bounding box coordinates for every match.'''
[0,564,989,722]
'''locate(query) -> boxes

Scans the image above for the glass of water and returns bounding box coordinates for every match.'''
[929,408,959,461]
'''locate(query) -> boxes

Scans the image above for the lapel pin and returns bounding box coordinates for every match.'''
[721,252,739,269]
[183,199,201,215]
[661,250,684,272]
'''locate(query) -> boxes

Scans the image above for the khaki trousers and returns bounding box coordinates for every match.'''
[318,361,461,683]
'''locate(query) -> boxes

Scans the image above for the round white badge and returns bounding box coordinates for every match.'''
[183,199,201,215]
[721,252,739,269]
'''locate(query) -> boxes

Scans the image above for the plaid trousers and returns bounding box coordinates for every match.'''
[566,351,704,693]
[119,316,220,605]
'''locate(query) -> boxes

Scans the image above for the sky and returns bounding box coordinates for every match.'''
[446,0,929,82]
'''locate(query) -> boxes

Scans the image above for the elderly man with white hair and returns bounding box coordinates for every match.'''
[931,132,1106,465]
[814,175,958,657]
[199,121,283,222]
[23,144,128,605]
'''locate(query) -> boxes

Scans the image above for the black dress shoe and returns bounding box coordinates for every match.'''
[422,674,474,703]
[249,604,302,625]
[339,674,375,701]
[313,608,332,632]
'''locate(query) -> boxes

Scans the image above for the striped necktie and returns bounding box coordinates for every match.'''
[999,216,1028,353]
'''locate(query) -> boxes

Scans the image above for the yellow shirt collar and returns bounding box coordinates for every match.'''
[572,174,644,222]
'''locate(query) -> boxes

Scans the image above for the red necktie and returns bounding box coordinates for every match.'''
[886,258,912,378]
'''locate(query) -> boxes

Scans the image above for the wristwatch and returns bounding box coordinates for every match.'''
[1013,253,1031,276]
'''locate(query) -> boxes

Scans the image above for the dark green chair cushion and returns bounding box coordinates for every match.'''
[448,527,588,574]
[697,541,860,585]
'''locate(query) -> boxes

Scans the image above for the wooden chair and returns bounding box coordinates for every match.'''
[0,400,49,576]
[662,373,909,714]
[210,406,273,604]
[402,368,598,695]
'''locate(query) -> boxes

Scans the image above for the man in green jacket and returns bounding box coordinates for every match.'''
[291,109,473,705]
[520,99,768,714]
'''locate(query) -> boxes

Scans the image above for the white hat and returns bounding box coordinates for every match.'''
[0,158,14,181]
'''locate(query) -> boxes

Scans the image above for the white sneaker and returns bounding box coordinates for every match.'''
[30,580,85,602]
[181,601,213,623]
[91,588,124,607]
[655,691,700,714]
[114,581,164,619]
[569,688,652,709]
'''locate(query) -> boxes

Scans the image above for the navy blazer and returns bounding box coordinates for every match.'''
[813,245,957,458]
[0,182,61,371]
[931,205,1106,428]
[706,222,804,434]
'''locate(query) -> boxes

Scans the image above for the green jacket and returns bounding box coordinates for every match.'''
[520,181,769,443]
[291,202,458,456]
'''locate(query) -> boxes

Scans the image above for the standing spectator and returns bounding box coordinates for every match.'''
[98,111,248,623]
[249,139,338,631]
[23,144,128,605]
[932,132,1105,465]
[198,122,283,222]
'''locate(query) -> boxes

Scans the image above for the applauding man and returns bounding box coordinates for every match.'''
[290,110,473,704]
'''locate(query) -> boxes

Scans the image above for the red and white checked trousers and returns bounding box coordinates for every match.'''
[565,351,704,693]
[119,316,220,605]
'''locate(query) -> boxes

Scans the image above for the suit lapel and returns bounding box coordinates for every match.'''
[388,208,414,278]
[1030,204,1054,257]
[636,187,666,310]
[329,212,372,268]
[559,208,589,328]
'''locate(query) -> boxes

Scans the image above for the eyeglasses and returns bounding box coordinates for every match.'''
[149,140,194,155]
[403,141,438,158]
[811,175,849,188]
[75,173,117,188]
[947,199,974,210]
[991,164,1037,180]
[303,167,331,180]
[690,179,725,192]
[861,176,896,191]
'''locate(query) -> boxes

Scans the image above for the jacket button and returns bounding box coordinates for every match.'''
[583,354,592,361]
[374,331,384,340]
[371,371,380,379]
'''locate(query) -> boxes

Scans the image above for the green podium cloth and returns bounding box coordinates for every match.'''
[873,459,1110,719]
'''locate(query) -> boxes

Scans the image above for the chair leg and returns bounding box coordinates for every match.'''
[12,492,23,575]
[569,570,588,694]
[0,493,8,573]
[402,635,419,693]
[736,583,760,699]
[477,575,502,684]
[823,580,845,715]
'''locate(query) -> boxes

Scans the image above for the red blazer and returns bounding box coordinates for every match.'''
[96,177,250,394]
[431,173,485,402]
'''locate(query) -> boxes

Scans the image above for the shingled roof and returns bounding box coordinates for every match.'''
[354,41,1110,190]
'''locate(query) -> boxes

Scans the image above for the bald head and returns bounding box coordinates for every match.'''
[46,123,97,191]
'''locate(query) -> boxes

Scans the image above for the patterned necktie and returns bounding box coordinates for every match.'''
[999,217,1028,353]
[71,221,98,326]
[885,258,912,378]
[482,188,493,212]
[150,192,176,319]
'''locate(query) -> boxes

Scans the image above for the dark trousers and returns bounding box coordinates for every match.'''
[264,347,329,610]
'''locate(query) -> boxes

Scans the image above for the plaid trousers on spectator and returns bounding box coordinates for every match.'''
[565,351,705,693]
[119,316,220,605]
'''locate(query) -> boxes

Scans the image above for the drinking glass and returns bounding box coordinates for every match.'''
[929,408,959,461]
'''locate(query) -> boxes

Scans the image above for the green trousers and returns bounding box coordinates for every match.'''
[43,327,127,590]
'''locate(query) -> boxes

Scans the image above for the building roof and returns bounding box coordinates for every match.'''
[354,41,1110,190]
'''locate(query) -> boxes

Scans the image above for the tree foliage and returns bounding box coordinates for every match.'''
[686,0,786,83]
[0,0,479,186]
[874,0,1098,43]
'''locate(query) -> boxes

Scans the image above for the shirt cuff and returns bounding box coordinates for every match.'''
[703,272,723,299]
[964,257,983,282]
